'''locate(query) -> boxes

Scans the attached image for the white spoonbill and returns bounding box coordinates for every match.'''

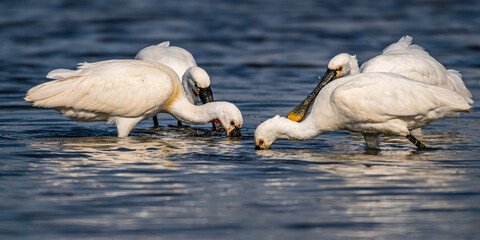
[135,41,215,127]
[25,60,242,137]
[287,35,473,122]
[255,72,472,150]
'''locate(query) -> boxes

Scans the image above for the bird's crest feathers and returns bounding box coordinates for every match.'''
[383,35,427,56]
[157,41,170,47]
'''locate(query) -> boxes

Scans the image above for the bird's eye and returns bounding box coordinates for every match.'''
[230,121,235,126]
[259,140,264,145]
[337,66,343,71]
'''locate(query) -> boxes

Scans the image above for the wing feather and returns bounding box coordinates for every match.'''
[25,60,177,118]
[330,73,471,123]
[361,36,472,102]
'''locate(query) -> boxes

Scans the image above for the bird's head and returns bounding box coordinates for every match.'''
[286,54,358,123]
[183,66,214,104]
[254,115,283,150]
[210,102,243,137]
[326,53,359,79]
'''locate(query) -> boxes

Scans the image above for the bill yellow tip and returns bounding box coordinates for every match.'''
[286,112,305,122]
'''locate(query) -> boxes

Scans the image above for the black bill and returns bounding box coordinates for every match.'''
[286,68,338,122]
[228,126,242,137]
[199,86,214,104]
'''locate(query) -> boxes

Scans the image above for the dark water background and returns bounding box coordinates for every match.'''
[1,0,480,239]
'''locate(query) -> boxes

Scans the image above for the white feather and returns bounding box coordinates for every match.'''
[359,35,472,103]
[135,41,211,107]
[25,60,242,137]
[255,72,472,149]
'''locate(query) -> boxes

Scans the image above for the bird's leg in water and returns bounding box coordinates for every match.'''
[153,115,159,127]
[406,134,426,149]
[363,133,380,149]
[167,120,187,129]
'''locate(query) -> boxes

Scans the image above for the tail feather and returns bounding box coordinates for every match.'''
[444,90,473,114]
[25,79,77,105]
[383,35,428,56]
[446,69,473,103]
[46,68,79,80]
[26,66,85,103]
[156,41,170,47]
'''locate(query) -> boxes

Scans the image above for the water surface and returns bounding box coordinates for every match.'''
[1,0,480,239]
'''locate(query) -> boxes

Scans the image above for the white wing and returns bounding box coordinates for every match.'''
[329,73,471,124]
[25,60,177,118]
[361,36,472,103]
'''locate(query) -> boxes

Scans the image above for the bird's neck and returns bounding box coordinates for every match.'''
[274,117,322,141]
[181,73,197,105]
[165,95,217,125]
[349,60,361,75]
[350,64,360,75]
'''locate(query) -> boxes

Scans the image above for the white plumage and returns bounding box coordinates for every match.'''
[25,60,243,137]
[135,41,216,127]
[255,72,472,150]
[334,36,472,103]
[135,41,210,105]
[287,36,473,123]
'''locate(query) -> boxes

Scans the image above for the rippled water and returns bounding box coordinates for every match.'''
[1,0,480,239]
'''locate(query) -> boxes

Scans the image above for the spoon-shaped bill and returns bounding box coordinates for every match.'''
[286,68,338,122]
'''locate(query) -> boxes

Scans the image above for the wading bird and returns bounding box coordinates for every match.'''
[255,72,471,150]
[135,41,216,128]
[287,36,473,122]
[25,60,242,137]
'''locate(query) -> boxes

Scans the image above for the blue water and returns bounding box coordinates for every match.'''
[1,0,480,239]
